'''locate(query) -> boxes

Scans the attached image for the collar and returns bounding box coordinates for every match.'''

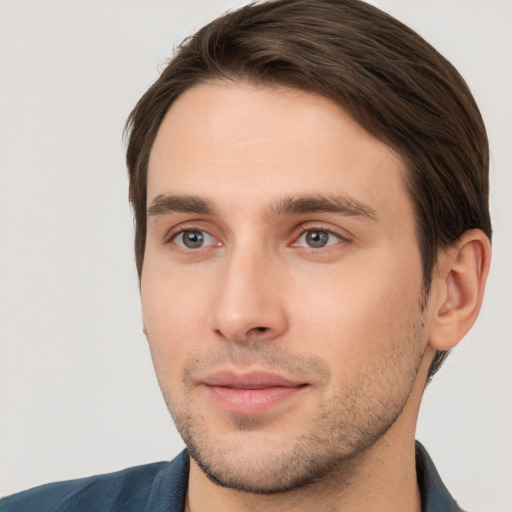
[415,441,465,511]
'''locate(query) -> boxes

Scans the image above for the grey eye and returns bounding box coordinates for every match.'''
[297,230,340,249]
[175,230,215,249]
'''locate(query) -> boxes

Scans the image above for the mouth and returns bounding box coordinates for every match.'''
[201,370,309,415]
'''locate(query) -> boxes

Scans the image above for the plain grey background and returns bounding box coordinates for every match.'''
[1,1,511,510]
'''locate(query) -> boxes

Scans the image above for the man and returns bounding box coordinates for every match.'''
[1,0,492,510]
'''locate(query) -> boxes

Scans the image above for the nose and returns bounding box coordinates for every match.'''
[209,245,288,345]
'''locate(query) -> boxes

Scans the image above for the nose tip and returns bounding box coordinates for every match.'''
[209,257,288,345]
[212,311,279,345]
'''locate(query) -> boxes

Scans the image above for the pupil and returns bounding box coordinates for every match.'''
[184,231,203,248]
[306,230,328,248]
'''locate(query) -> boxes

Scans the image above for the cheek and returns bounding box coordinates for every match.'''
[293,273,426,412]
[141,269,211,372]
[291,254,423,361]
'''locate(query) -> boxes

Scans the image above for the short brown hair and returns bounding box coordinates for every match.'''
[125,0,491,378]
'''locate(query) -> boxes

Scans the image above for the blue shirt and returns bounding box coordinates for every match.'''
[1,442,463,511]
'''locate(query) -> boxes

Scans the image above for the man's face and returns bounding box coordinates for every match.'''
[142,82,431,492]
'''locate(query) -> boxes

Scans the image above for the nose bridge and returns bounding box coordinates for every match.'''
[210,237,287,343]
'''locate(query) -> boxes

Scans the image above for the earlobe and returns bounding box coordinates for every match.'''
[428,229,491,351]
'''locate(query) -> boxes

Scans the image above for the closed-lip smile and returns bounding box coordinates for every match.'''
[201,370,309,415]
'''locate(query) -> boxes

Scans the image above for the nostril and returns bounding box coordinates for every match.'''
[245,326,270,338]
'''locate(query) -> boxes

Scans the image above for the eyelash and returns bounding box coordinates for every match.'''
[165,224,351,252]
[291,225,350,250]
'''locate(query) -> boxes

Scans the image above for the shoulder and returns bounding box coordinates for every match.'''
[415,441,465,512]
[1,450,189,512]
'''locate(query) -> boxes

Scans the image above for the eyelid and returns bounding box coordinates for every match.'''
[164,221,223,249]
[164,220,215,241]
[290,222,353,246]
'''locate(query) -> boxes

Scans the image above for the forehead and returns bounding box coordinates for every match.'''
[147,81,408,218]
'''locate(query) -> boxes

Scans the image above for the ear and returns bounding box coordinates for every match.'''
[428,229,491,351]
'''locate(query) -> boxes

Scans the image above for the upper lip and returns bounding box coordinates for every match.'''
[202,370,306,389]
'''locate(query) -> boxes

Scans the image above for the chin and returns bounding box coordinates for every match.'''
[190,440,341,494]
[180,417,384,494]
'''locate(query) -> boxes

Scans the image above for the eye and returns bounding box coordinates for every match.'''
[173,230,217,249]
[296,229,341,249]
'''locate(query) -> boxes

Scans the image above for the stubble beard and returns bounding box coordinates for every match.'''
[158,310,428,495]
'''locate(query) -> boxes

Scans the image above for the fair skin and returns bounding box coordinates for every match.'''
[141,82,490,511]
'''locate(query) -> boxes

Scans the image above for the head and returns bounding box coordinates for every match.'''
[126,0,491,381]
[125,0,491,495]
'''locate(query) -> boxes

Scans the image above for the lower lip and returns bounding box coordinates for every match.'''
[205,385,307,415]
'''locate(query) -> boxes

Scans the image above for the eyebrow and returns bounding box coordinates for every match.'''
[269,194,377,220]
[147,194,217,217]
[147,193,376,220]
